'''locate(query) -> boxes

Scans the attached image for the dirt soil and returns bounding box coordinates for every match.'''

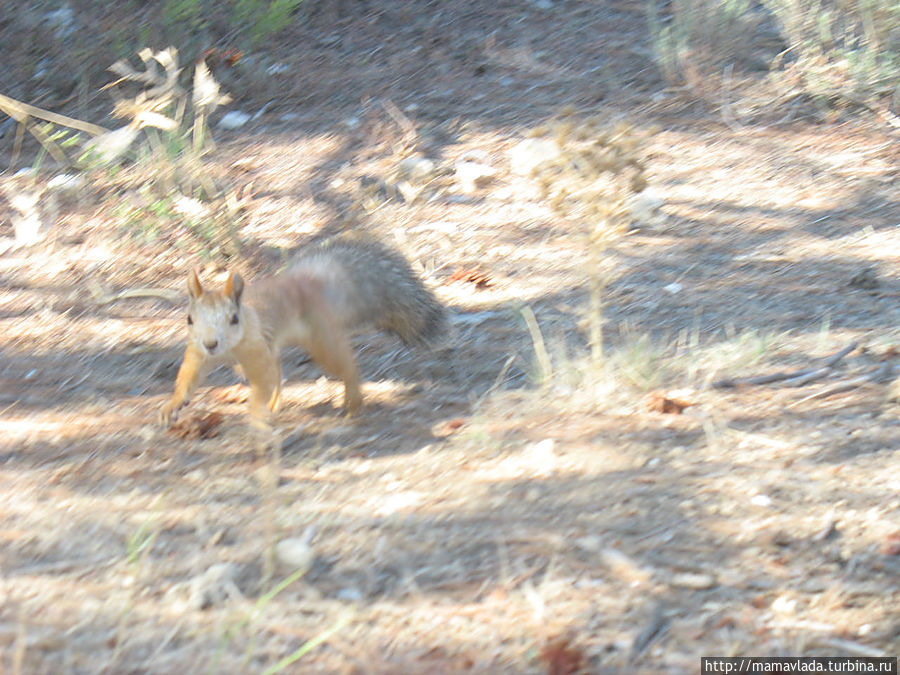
[1,1,899,673]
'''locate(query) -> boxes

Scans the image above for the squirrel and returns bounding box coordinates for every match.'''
[158,237,446,428]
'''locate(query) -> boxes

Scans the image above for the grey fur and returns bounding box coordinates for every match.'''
[287,237,446,344]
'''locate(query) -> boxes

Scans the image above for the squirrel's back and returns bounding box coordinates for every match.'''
[276,237,446,345]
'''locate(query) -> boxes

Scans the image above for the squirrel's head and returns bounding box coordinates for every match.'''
[186,269,245,356]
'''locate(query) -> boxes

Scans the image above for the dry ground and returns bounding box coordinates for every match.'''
[1,1,899,673]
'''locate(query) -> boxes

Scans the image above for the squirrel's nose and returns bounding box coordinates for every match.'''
[204,339,219,353]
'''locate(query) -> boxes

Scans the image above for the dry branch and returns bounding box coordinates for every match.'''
[0,92,109,136]
[712,342,858,389]
[90,285,182,305]
[1,91,110,168]
[788,363,899,408]
[627,605,670,665]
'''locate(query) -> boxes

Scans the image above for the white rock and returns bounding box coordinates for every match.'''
[526,438,556,475]
[82,125,140,166]
[47,173,85,194]
[173,195,210,219]
[9,187,57,248]
[454,153,496,193]
[509,138,560,175]
[771,593,797,616]
[751,494,772,507]
[275,538,314,571]
[575,535,604,553]
[189,563,243,609]
[336,587,363,601]
[397,156,435,181]
[372,491,423,516]
[671,572,717,589]
[218,111,251,130]
[627,190,666,227]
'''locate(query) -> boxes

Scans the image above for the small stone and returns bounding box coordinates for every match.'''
[454,153,496,193]
[751,494,772,507]
[47,173,85,194]
[575,535,603,553]
[189,563,243,610]
[218,111,251,130]
[81,125,140,166]
[275,538,314,571]
[627,190,666,228]
[509,138,560,175]
[397,156,435,182]
[336,587,363,602]
[671,572,717,590]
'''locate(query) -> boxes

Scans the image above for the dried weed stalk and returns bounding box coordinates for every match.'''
[528,110,649,372]
[99,47,243,257]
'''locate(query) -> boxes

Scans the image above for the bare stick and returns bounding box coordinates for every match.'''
[713,371,797,388]
[0,92,108,136]
[820,341,860,368]
[712,341,858,389]
[91,286,182,305]
[788,364,898,408]
[782,366,836,387]
[521,305,553,384]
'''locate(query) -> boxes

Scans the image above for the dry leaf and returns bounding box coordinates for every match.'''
[200,47,243,69]
[432,417,466,437]
[168,411,224,439]
[539,634,586,675]
[448,266,493,289]
[645,391,692,414]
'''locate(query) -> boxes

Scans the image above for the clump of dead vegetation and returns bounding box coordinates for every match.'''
[0,46,246,259]
[517,110,651,395]
[531,110,648,371]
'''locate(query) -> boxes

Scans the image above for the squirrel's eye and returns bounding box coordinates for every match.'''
[230,313,239,325]
[187,315,193,325]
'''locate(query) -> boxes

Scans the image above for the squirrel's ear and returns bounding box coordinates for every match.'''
[187,269,203,299]
[225,271,244,304]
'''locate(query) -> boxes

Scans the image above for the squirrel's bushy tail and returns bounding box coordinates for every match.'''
[294,237,446,345]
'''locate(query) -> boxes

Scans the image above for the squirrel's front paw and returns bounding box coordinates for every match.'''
[158,402,180,428]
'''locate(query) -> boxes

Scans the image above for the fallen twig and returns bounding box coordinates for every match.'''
[0,91,110,168]
[90,285,182,305]
[712,342,858,389]
[788,363,898,408]
[0,92,109,136]
[781,365,835,387]
[627,604,669,665]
